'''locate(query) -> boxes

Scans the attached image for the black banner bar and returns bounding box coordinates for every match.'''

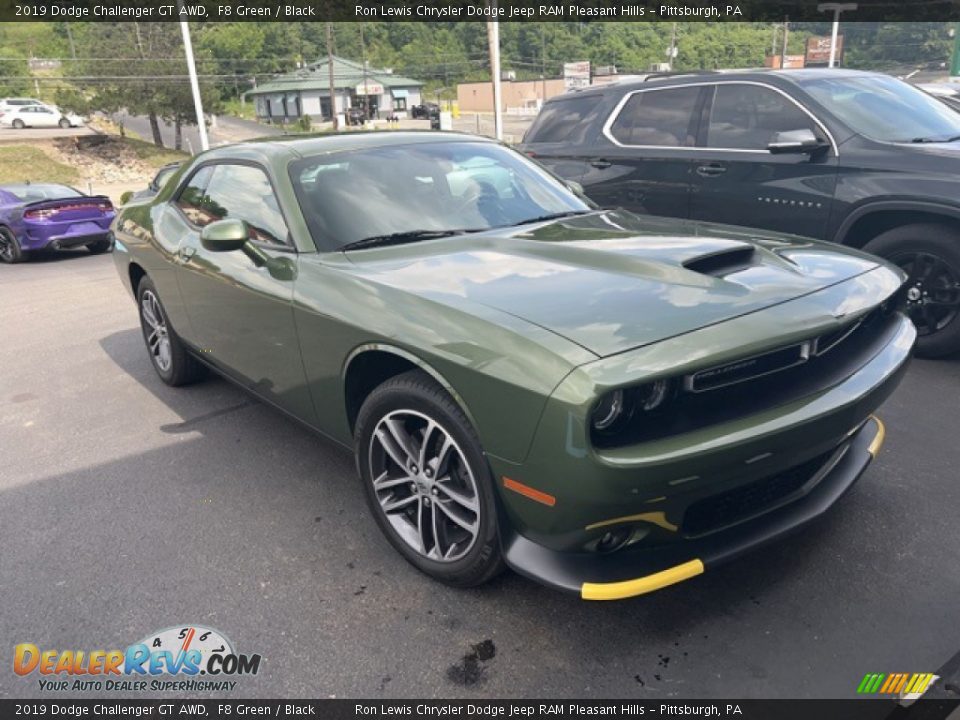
[0,0,959,23]
[1,700,960,720]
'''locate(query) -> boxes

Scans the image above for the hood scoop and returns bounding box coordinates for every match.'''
[683,245,757,277]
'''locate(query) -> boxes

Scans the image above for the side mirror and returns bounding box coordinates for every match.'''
[200,218,249,252]
[768,128,828,155]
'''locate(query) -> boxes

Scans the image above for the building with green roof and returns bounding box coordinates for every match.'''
[245,55,424,123]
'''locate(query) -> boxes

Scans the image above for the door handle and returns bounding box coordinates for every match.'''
[590,159,612,169]
[177,246,196,262]
[696,163,727,178]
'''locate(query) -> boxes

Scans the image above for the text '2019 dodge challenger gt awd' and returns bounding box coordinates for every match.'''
[111,132,914,600]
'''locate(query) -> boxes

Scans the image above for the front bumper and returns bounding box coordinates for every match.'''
[503,415,885,600]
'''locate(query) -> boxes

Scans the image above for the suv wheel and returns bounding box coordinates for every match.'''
[354,370,504,588]
[864,224,960,358]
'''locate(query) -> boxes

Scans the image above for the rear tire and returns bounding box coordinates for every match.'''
[11,119,24,129]
[354,370,504,588]
[0,227,23,264]
[864,223,960,358]
[136,276,204,386]
[86,238,112,255]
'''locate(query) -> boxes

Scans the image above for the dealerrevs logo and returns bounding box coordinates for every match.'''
[14,625,261,692]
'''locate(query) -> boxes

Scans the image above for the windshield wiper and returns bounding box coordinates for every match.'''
[910,135,960,143]
[340,229,477,252]
[511,210,594,227]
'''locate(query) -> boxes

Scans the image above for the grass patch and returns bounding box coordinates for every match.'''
[120,137,189,168]
[0,145,79,184]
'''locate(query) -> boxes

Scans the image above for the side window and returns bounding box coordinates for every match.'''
[608,87,701,146]
[202,164,290,247]
[176,166,215,225]
[526,95,604,144]
[706,84,817,150]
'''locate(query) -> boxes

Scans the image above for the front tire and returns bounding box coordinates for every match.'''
[58,118,71,129]
[137,276,204,386]
[0,227,23,263]
[864,224,960,358]
[354,370,504,588]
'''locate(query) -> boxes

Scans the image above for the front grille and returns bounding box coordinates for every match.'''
[682,450,835,537]
[683,310,878,394]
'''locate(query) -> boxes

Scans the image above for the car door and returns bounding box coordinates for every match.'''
[578,84,705,220]
[689,82,839,239]
[171,162,314,422]
[33,106,57,127]
[521,92,608,185]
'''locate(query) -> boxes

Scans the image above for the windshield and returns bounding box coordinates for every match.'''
[289,141,591,251]
[800,75,960,143]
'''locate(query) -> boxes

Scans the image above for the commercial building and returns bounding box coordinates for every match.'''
[246,55,424,123]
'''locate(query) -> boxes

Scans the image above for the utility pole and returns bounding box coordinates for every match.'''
[179,17,209,151]
[780,18,790,69]
[326,22,338,130]
[668,23,678,71]
[360,23,369,120]
[486,11,502,140]
[541,25,547,106]
[770,23,778,58]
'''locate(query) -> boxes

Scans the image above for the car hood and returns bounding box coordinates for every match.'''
[345,211,884,358]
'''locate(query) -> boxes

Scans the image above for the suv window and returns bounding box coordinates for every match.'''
[706,84,816,150]
[525,95,603,144]
[608,86,701,147]
[197,164,289,246]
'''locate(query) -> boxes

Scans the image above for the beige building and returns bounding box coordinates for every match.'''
[457,78,568,113]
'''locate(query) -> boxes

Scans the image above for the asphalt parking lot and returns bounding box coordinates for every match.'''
[1,250,959,700]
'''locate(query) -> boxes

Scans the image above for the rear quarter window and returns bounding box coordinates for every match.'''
[525,95,604,144]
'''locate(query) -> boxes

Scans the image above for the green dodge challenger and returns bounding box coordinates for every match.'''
[112,132,914,600]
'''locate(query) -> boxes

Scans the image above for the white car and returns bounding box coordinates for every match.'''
[0,97,44,112]
[0,104,84,129]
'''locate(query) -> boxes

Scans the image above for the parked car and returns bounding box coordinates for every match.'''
[0,97,44,112]
[346,106,367,126]
[111,132,912,599]
[0,103,84,129]
[0,183,114,263]
[520,69,960,357]
[411,102,440,119]
[916,82,960,113]
[123,162,182,204]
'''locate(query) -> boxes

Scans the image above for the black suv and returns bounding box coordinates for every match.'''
[520,69,960,357]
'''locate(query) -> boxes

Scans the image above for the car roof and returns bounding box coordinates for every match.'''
[200,131,496,162]
[549,68,882,103]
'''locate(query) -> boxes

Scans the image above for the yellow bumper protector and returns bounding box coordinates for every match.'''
[581,559,704,601]
[867,415,886,458]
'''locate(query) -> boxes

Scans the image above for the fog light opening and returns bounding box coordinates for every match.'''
[596,527,632,553]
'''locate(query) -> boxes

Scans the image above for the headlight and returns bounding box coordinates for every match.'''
[592,389,625,431]
[591,380,674,434]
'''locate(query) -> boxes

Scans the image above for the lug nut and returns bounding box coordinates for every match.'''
[425,468,433,478]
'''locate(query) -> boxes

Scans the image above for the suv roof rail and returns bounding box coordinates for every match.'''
[643,70,721,82]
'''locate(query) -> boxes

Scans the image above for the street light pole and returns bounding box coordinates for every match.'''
[818,3,858,68]
[179,17,208,152]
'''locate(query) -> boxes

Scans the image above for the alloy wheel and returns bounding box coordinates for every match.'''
[368,410,481,562]
[140,290,172,372]
[0,232,12,262]
[893,251,960,336]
